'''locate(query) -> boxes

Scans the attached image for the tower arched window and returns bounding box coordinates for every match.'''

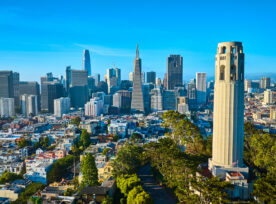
[220,65,225,80]
[230,65,236,81]
[221,47,227,54]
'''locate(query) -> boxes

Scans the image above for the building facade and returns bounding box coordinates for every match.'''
[0,71,14,99]
[21,95,38,116]
[0,98,14,117]
[146,71,156,84]
[54,97,71,117]
[165,55,183,90]
[83,49,91,76]
[196,72,207,105]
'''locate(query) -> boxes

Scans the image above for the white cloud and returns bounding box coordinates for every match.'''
[74,43,134,57]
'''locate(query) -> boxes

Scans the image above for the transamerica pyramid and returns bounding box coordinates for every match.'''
[131,44,145,113]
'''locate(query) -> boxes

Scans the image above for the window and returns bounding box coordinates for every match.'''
[232,47,236,54]
[221,46,227,54]
[220,65,225,80]
[230,65,236,81]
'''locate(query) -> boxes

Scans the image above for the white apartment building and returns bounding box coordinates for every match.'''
[54,97,70,117]
[85,97,103,117]
[0,98,14,117]
[21,95,38,116]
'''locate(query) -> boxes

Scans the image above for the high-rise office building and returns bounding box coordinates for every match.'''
[129,72,133,82]
[21,95,38,116]
[143,83,154,114]
[83,49,91,76]
[141,71,145,84]
[92,74,100,86]
[187,83,197,109]
[88,76,96,97]
[0,98,14,117]
[0,71,14,98]
[150,88,163,112]
[209,42,249,182]
[260,77,270,89]
[69,70,88,108]
[131,45,145,113]
[54,97,71,117]
[155,78,162,87]
[13,72,20,107]
[165,55,183,90]
[19,81,40,110]
[113,90,132,113]
[41,76,64,113]
[65,66,72,95]
[105,68,121,94]
[196,72,207,105]
[163,90,176,110]
[146,71,156,84]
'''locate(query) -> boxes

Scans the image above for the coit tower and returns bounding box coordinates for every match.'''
[209,42,245,169]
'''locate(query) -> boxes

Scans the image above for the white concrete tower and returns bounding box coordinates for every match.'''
[209,42,246,172]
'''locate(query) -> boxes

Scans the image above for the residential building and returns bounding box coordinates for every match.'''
[54,97,71,117]
[85,97,103,117]
[19,81,40,110]
[260,77,270,89]
[0,98,14,117]
[21,95,38,116]
[150,88,163,112]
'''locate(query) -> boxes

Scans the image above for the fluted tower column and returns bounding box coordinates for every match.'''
[211,42,245,168]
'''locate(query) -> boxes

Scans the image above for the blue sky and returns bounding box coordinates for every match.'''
[0,0,276,82]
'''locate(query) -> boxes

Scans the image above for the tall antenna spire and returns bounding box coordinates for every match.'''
[136,44,139,59]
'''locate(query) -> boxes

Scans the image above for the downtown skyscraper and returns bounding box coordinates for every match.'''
[196,72,207,105]
[165,55,183,90]
[83,49,91,76]
[131,45,144,113]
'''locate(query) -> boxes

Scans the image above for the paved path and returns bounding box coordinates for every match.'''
[138,164,177,204]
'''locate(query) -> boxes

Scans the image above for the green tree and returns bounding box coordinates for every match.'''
[81,153,99,186]
[47,155,74,183]
[102,148,110,156]
[102,195,113,204]
[80,129,91,148]
[253,173,276,204]
[161,110,204,154]
[113,143,142,176]
[127,185,153,204]
[190,176,232,204]
[0,172,23,184]
[131,133,143,142]
[13,182,45,204]
[113,135,120,142]
[18,138,31,148]
[71,117,81,126]
[117,174,141,196]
